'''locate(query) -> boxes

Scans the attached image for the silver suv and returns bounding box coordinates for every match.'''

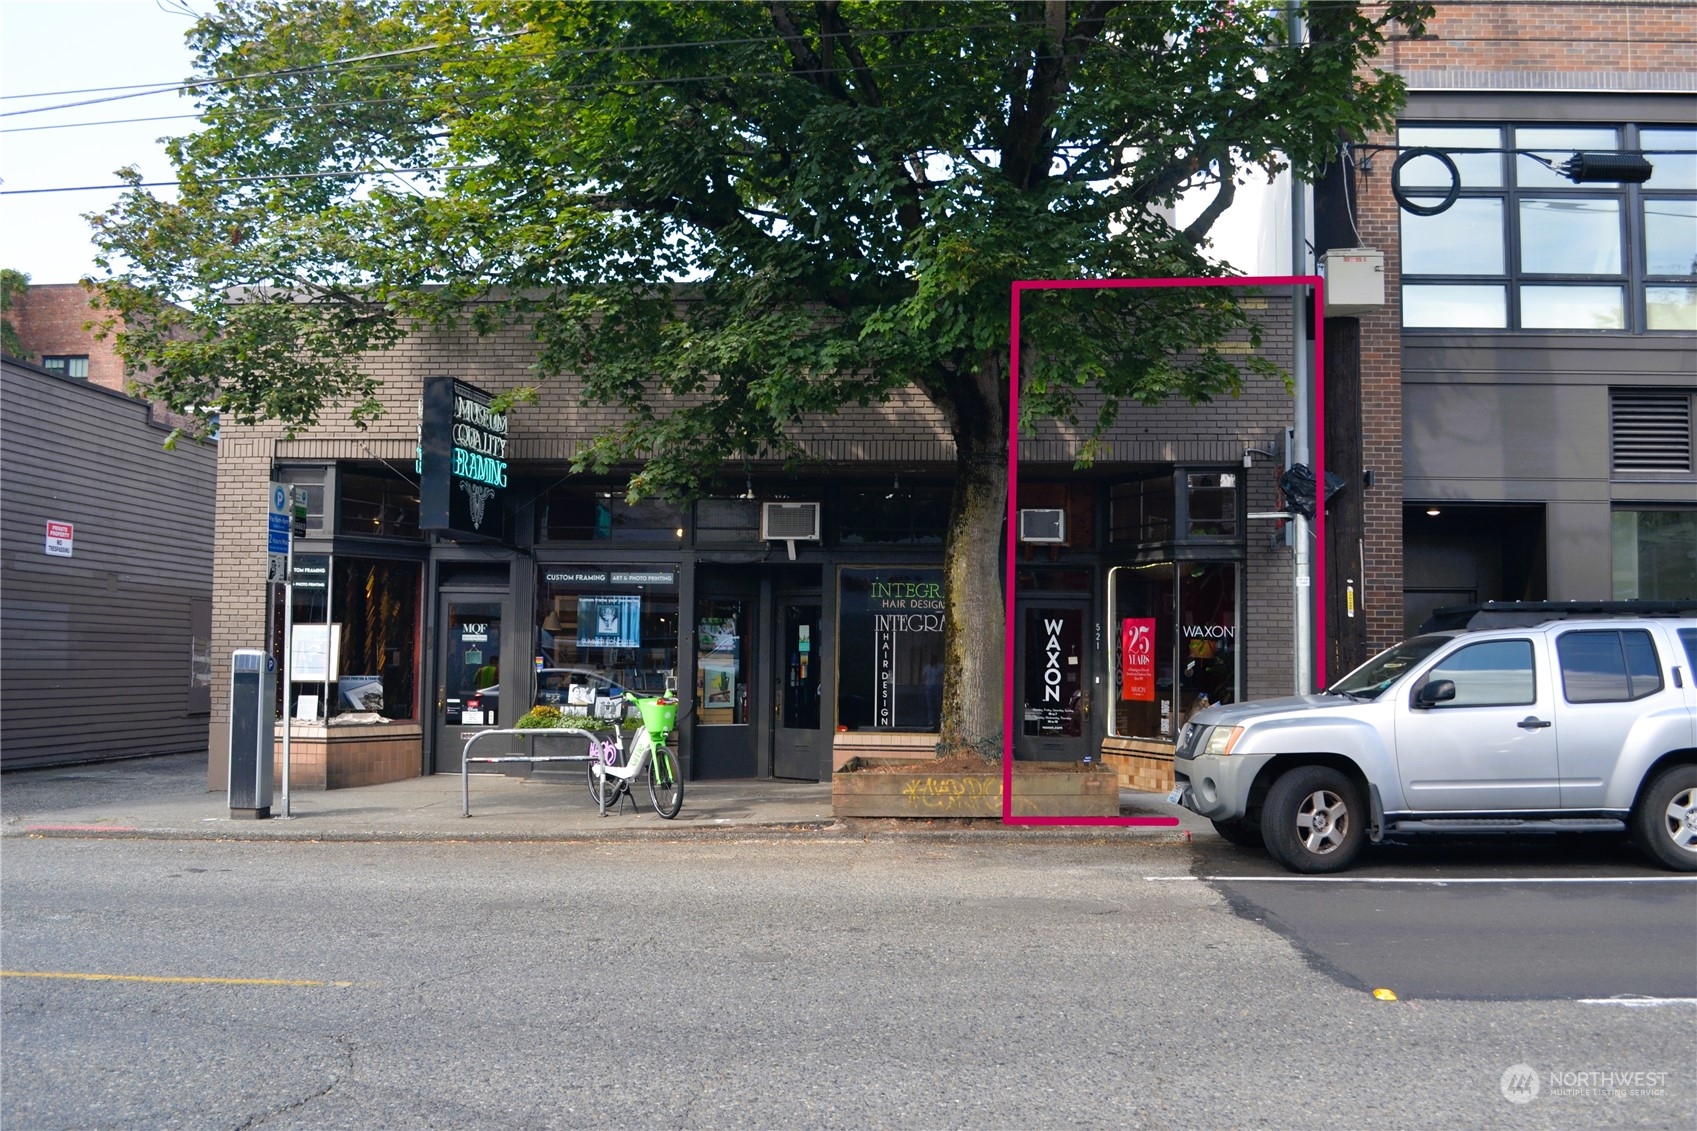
[1172,606,1697,873]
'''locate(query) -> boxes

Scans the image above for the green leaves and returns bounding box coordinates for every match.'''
[92,0,1421,479]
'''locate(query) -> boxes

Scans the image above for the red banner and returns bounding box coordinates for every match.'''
[1121,618,1156,701]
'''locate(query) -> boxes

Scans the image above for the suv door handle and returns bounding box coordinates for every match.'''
[1517,716,1552,730]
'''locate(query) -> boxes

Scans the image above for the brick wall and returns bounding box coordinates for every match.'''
[7,284,130,393]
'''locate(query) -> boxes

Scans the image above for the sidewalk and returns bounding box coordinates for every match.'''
[0,752,1207,843]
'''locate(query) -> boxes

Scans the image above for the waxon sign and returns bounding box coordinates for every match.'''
[419,376,509,541]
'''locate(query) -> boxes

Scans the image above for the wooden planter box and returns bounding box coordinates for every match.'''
[832,758,1120,819]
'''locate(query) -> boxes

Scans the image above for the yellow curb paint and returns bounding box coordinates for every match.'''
[1372,987,1398,1001]
[2,970,353,988]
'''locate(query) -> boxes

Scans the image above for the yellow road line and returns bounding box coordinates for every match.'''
[2,970,353,988]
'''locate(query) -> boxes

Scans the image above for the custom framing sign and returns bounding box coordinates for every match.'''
[1005,274,1327,827]
[419,376,509,540]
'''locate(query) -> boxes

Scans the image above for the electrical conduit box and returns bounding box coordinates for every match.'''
[1321,249,1385,317]
[228,648,275,819]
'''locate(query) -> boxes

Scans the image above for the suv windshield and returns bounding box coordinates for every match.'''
[1329,635,1452,700]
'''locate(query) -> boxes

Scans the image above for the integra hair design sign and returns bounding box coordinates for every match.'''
[419,376,509,540]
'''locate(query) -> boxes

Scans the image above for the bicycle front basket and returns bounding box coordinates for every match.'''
[636,696,677,740]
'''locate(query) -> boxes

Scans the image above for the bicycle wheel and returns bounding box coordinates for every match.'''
[585,736,625,803]
[588,736,626,813]
[647,743,684,819]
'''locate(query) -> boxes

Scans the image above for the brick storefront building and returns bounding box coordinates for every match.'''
[207,289,1308,794]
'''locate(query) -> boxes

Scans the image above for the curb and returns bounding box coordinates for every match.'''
[6,818,1196,846]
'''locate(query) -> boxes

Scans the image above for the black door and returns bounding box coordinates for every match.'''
[772,599,823,780]
[1014,600,1093,761]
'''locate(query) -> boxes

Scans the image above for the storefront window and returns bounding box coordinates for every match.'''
[695,599,749,724]
[837,567,945,731]
[539,487,686,543]
[536,567,679,702]
[1110,561,1240,740]
[272,554,329,720]
[1177,563,1239,717]
[271,554,421,721]
[1110,564,1175,740]
[332,558,420,719]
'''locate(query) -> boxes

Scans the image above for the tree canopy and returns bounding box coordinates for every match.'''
[93,0,1429,751]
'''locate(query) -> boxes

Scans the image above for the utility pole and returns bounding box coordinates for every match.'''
[1289,1,1314,694]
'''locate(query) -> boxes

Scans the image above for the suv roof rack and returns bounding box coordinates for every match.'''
[1420,600,1697,632]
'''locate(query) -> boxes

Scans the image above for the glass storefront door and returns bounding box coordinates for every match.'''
[435,596,502,770]
[772,601,822,779]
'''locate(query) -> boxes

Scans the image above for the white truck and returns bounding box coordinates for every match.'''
[1170,605,1697,873]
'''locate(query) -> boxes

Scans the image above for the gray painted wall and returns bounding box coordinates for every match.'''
[1,358,217,769]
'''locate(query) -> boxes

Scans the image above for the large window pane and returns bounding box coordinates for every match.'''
[1516,127,1619,188]
[1401,198,1505,275]
[1645,199,1697,277]
[1520,285,1625,330]
[1646,287,1697,331]
[1403,284,1507,328]
[695,599,749,725]
[1398,126,1504,188]
[536,569,679,696]
[1110,564,1175,740]
[836,568,945,732]
[1177,563,1238,716]
[1185,471,1238,538]
[1613,510,1697,599]
[1642,128,1697,190]
[1519,198,1621,274]
[332,558,420,720]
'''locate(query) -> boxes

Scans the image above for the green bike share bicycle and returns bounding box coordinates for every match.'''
[587,690,684,819]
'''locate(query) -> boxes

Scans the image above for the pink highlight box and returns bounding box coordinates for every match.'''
[1003,275,1327,826]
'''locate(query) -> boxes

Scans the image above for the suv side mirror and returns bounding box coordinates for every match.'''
[1415,679,1456,708]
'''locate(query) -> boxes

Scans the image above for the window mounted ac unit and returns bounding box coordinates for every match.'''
[761,502,821,558]
[1019,508,1066,544]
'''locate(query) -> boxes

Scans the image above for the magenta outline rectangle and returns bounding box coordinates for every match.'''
[1004,274,1326,826]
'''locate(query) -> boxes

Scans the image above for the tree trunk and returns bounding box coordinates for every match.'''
[937,362,1008,759]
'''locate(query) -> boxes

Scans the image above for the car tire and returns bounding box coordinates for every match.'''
[1261,765,1365,874]
[1211,817,1263,849]
[1631,764,1697,873]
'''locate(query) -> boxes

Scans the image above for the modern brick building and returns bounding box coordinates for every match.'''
[1314,1,1695,676]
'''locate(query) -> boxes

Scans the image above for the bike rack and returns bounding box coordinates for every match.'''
[460,727,609,817]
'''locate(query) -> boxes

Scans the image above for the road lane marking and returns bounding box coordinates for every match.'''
[1577,996,1697,1008]
[2,970,354,987]
[1144,875,1697,884]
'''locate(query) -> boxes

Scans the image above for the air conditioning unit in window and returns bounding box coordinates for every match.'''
[1018,508,1066,544]
[761,501,821,559]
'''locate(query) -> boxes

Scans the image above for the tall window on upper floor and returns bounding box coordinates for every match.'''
[1399,123,1696,332]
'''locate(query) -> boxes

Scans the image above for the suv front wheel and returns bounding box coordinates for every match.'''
[1632,764,1697,872]
[1262,765,1366,874]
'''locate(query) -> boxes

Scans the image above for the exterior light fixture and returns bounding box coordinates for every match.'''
[1560,152,1654,184]
[1426,508,1441,517]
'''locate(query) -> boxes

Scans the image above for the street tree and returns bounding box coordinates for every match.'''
[93,0,1430,754]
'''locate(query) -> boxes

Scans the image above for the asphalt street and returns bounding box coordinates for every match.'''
[3,834,1692,1130]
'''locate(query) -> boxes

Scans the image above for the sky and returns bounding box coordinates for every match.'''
[0,0,1280,285]
[0,0,204,283]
